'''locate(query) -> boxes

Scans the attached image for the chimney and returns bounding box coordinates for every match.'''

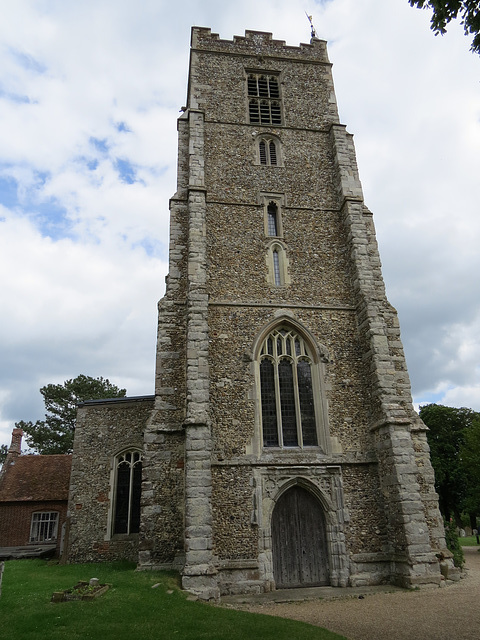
[8,428,23,458]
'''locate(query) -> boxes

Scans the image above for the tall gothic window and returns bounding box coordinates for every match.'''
[113,450,142,535]
[259,327,318,448]
[248,73,282,125]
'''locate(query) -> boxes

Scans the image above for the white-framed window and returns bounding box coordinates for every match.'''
[248,73,282,125]
[112,450,142,535]
[30,511,59,543]
[259,326,321,448]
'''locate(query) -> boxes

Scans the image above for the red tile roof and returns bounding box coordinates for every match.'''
[0,455,72,502]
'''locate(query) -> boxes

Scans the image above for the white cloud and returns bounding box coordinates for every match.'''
[1,0,479,447]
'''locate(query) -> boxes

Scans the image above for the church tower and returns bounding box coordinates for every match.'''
[139,27,450,599]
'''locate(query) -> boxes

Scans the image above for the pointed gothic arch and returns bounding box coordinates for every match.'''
[253,318,330,452]
[111,448,142,536]
[271,483,330,587]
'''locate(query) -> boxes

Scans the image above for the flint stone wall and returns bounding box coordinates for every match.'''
[66,397,154,563]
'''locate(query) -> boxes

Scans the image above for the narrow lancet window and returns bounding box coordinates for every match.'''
[259,140,267,164]
[269,140,277,165]
[268,202,278,236]
[273,249,281,285]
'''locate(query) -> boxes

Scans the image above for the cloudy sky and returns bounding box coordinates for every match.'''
[1,0,479,449]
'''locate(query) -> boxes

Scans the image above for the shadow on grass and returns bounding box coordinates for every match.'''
[0,560,346,640]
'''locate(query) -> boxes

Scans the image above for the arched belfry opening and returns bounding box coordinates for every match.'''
[271,485,330,588]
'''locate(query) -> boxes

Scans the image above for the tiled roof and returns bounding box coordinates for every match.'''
[0,455,72,502]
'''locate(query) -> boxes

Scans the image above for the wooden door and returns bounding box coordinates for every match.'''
[272,486,330,588]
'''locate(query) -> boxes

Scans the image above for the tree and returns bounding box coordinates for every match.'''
[443,517,465,567]
[420,403,480,525]
[0,444,8,465]
[17,375,126,455]
[459,416,480,523]
[409,1,480,54]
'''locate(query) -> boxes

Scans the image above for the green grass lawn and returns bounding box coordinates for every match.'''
[0,560,346,640]
[459,535,480,547]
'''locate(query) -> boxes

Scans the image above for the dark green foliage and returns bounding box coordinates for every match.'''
[460,418,480,517]
[420,404,471,522]
[420,404,480,525]
[444,518,465,567]
[0,443,8,464]
[18,375,126,454]
[0,560,346,640]
[409,1,480,53]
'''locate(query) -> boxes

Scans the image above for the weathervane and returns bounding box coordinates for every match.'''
[305,12,317,39]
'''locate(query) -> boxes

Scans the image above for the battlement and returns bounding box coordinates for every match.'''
[191,26,330,64]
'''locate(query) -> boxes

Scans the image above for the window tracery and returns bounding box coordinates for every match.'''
[259,326,319,448]
[112,449,142,535]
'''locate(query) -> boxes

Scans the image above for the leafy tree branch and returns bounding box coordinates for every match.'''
[17,375,126,454]
[409,1,480,53]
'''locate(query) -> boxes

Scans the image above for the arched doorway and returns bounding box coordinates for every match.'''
[272,485,330,588]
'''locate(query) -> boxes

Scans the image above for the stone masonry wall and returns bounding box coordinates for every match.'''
[192,31,378,567]
[143,27,448,596]
[66,398,153,563]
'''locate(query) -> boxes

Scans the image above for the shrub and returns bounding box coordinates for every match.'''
[444,518,465,568]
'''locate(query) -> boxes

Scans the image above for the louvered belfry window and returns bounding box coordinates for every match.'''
[259,327,318,448]
[248,73,282,125]
[269,140,277,164]
[258,139,278,165]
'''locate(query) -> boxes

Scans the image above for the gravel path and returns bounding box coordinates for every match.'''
[237,547,480,640]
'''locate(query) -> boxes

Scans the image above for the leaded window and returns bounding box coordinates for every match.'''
[30,511,59,543]
[259,327,318,448]
[248,73,282,125]
[113,450,142,535]
[273,250,281,285]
